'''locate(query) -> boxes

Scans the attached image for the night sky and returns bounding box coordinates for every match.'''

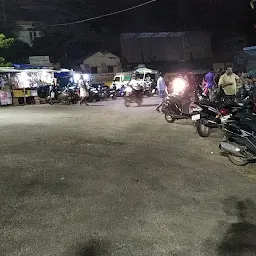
[16,0,255,34]
[2,0,255,61]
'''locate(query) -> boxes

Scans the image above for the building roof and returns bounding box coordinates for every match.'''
[120,32,186,39]
[76,51,120,64]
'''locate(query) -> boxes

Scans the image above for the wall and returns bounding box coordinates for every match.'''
[81,52,122,74]
[120,36,185,64]
[186,32,212,59]
[16,30,41,46]
[14,21,42,46]
[120,32,211,64]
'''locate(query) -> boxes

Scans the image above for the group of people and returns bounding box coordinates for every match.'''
[203,66,244,100]
[155,66,249,112]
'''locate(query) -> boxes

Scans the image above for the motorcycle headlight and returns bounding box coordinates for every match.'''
[172,78,186,94]
[125,86,133,93]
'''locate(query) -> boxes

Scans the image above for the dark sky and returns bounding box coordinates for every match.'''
[9,0,256,58]
[15,0,254,34]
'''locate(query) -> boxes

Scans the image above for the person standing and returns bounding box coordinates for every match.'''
[218,66,240,98]
[204,69,215,100]
[156,72,166,112]
[214,68,223,87]
[79,76,89,106]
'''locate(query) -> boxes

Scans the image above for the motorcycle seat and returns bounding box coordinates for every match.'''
[242,118,256,132]
[196,99,217,107]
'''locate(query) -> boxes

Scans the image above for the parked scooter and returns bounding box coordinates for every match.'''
[47,88,71,105]
[108,85,117,100]
[87,86,101,102]
[117,85,125,97]
[143,82,153,97]
[67,87,80,104]
[192,95,254,137]
[219,116,256,166]
[161,77,201,123]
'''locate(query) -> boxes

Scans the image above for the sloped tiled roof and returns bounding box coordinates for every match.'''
[120,32,186,39]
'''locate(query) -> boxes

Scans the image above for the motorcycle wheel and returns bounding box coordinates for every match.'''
[64,99,70,105]
[196,118,210,137]
[136,97,142,106]
[124,97,130,107]
[228,154,248,166]
[112,95,117,100]
[165,114,175,123]
[49,99,54,105]
[146,91,151,97]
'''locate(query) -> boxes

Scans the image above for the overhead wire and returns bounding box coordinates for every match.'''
[47,0,158,27]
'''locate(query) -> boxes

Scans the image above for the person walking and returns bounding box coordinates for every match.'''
[79,76,89,106]
[156,72,166,112]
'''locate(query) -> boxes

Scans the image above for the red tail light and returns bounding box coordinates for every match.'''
[220,108,229,116]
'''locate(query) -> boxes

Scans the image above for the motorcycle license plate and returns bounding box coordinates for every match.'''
[220,115,231,123]
[191,114,200,121]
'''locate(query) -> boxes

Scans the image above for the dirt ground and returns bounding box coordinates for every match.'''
[0,97,256,256]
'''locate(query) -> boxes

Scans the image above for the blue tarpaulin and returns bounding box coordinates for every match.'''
[13,64,50,69]
[54,72,71,78]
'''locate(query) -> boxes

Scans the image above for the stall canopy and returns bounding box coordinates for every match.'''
[243,46,256,56]
[134,67,157,74]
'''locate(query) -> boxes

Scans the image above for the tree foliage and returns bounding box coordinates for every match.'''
[0,33,14,66]
[0,34,31,66]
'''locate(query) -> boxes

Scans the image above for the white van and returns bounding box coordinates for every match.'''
[110,72,132,89]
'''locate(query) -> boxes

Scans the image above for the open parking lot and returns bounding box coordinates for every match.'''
[1,97,256,256]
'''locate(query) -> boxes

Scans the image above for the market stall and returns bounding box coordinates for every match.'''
[0,68,15,106]
[10,68,54,105]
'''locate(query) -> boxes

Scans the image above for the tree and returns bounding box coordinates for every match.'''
[0,34,14,66]
[0,33,31,66]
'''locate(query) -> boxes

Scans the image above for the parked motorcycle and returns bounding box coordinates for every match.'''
[219,116,256,166]
[161,77,201,123]
[47,88,71,105]
[124,85,143,107]
[117,85,125,97]
[87,86,101,103]
[192,96,254,137]
[143,82,153,97]
[108,85,117,100]
[67,87,80,104]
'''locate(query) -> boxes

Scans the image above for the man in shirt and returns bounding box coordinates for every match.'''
[218,66,240,97]
[156,72,166,112]
[214,68,223,87]
[204,69,215,100]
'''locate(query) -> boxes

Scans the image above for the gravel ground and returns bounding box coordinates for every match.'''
[0,97,256,256]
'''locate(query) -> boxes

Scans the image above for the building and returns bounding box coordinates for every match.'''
[120,32,212,70]
[14,21,42,46]
[79,52,122,74]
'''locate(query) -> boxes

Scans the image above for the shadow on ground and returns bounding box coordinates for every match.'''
[66,238,110,256]
[139,104,159,107]
[217,198,256,255]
